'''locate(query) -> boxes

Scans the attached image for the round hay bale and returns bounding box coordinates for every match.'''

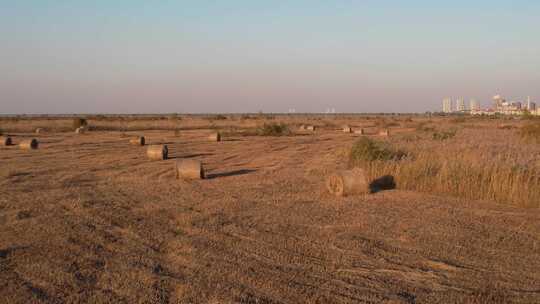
[326,168,369,197]
[35,128,43,134]
[19,139,39,150]
[379,129,390,136]
[1,136,12,146]
[208,132,221,142]
[354,128,365,135]
[306,125,316,131]
[175,159,205,180]
[342,125,352,133]
[129,136,145,146]
[147,145,168,160]
[75,127,86,134]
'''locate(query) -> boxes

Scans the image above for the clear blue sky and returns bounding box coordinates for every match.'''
[1,1,539,114]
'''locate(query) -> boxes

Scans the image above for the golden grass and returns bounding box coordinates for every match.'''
[519,122,540,143]
[351,127,540,207]
[1,114,537,207]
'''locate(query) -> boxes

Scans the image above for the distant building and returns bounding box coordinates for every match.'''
[456,98,465,112]
[493,95,506,111]
[442,98,452,113]
[469,99,480,112]
[527,97,536,111]
[444,94,538,116]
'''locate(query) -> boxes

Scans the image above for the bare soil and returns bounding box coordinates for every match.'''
[1,130,539,303]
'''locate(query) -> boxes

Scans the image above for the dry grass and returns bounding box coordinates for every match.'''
[519,122,540,143]
[0,117,539,303]
[350,126,540,207]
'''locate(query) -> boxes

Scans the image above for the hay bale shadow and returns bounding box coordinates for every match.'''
[168,153,214,160]
[369,175,396,193]
[223,138,243,142]
[206,169,256,179]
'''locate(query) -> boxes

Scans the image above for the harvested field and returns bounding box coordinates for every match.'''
[1,117,539,303]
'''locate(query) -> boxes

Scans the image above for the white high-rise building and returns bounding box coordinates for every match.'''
[456,98,465,112]
[442,98,452,113]
[493,95,505,110]
[469,99,480,112]
[527,96,536,111]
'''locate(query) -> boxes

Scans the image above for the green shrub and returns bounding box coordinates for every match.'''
[257,123,290,136]
[432,130,456,141]
[349,137,405,164]
[73,118,88,129]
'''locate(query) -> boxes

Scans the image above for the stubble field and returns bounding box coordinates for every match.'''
[1,115,539,303]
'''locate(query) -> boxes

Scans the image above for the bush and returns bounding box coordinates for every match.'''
[73,118,88,129]
[432,130,456,141]
[519,123,540,143]
[349,137,405,164]
[211,114,227,120]
[257,123,290,136]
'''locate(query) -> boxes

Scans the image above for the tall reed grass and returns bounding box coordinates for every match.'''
[350,128,540,207]
[520,122,540,143]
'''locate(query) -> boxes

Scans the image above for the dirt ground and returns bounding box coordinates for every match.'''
[1,129,539,303]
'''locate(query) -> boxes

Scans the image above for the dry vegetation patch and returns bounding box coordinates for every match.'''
[256,123,291,136]
[519,122,540,143]
[348,126,540,207]
[349,137,406,163]
[431,129,457,141]
[0,115,539,303]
